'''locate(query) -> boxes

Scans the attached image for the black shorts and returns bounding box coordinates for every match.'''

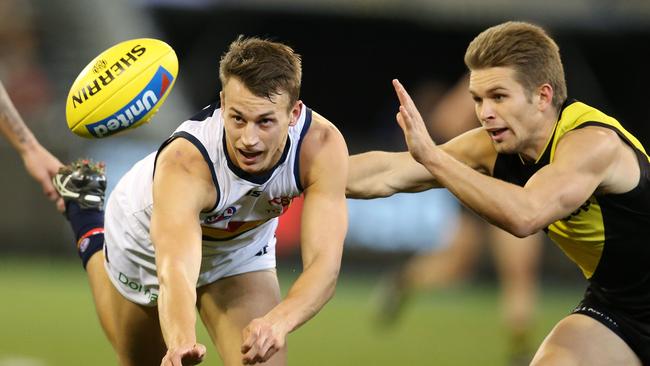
[572,285,650,364]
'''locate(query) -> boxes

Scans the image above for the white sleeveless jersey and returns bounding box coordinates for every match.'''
[104,103,311,295]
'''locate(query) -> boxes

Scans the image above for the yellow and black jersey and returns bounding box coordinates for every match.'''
[492,100,650,294]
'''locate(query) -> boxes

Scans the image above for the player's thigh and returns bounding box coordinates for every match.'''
[197,270,284,366]
[86,253,166,366]
[531,314,641,366]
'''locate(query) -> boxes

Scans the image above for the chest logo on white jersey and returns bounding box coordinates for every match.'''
[267,195,298,214]
[204,206,237,224]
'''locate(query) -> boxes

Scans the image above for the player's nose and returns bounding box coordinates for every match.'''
[240,122,260,147]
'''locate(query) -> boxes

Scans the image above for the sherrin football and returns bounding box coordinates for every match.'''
[66,38,178,138]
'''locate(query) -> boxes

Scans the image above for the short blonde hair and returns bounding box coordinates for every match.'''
[464,21,567,109]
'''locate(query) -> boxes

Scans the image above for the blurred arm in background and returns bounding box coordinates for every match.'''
[0,80,62,203]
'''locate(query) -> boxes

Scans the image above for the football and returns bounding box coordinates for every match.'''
[65,38,178,138]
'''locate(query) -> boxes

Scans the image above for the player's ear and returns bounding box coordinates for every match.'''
[289,100,302,126]
[537,84,553,111]
[219,91,225,109]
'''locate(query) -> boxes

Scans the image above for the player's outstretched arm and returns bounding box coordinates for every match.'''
[152,138,216,365]
[392,79,625,237]
[0,80,63,202]
[241,114,348,365]
[347,151,439,198]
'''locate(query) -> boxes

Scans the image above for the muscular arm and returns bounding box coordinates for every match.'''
[0,81,62,201]
[274,114,347,327]
[347,128,495,198]
[151,138,215,362]
[242,113,348,364]
[393,78,629,237]
[421,127,622,236]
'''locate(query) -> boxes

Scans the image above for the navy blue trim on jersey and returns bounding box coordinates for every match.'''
[222,127,292,185]
[293,108,313,192]
[154,132,220,212]
[189,102,218,122]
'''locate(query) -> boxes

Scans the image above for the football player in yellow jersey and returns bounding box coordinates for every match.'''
[348,21,649,365]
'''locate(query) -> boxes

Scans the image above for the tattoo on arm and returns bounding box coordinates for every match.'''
[0,83,30,148]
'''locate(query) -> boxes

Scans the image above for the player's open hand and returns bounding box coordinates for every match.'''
[161,343,206,366]
[392,79,438,164]
[241,317,288,365]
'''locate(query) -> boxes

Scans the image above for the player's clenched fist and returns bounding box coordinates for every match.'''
[241,317,288,365]
[161,343,206,366]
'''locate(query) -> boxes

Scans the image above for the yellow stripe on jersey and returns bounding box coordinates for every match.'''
[547,196,604,278]
[545,102,650,279]
[550,102,649,162]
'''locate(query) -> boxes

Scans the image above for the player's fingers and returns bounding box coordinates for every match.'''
[241,334,253,353]
[183,344,206,365]
[241,324,263,353]
[392,79,417,111]
[159,354,174,366]
[242,339,258,363]
[194,343,207,356]
[392,79,409,107]
[243,340,264,364]
[254,336,275,362]
[397,106,413,129]
[56,198,65,213]
[243,337,269,365]
[44,187,58,201]
[261,344,279,363]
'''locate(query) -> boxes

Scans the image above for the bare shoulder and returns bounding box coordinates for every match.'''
[556,125,638,194]
[156,137,209,173]
[154,137,216,209]
[299,111,349,188]
[300,111,347,162]
[558,125,621,151]
[554,125,622,165]
[304,111,346,146]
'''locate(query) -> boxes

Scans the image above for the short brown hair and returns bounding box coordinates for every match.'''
[464,21,567,110]
[219,36,302,109]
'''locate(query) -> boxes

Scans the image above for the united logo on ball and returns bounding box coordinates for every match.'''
[66,38,178,138]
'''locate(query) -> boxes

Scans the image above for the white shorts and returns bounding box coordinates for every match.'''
[102,157,278,307]
[104,238,276,306]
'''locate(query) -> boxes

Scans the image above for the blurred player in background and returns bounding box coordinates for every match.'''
[54,36,348,366]
[373,74,543,365]
[349,21,649,365]
[0,80,62,204]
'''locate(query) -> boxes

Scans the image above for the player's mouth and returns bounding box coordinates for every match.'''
[487,127,509,142]
[238,149,263,164]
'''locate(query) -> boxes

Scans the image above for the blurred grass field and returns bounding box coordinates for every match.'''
[0,258,582,366]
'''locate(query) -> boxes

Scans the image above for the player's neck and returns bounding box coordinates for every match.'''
[518,113,558,163]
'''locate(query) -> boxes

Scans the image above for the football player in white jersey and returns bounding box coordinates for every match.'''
[54,36,348,366]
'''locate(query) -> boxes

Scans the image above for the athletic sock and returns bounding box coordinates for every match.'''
[65,201,105,269]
